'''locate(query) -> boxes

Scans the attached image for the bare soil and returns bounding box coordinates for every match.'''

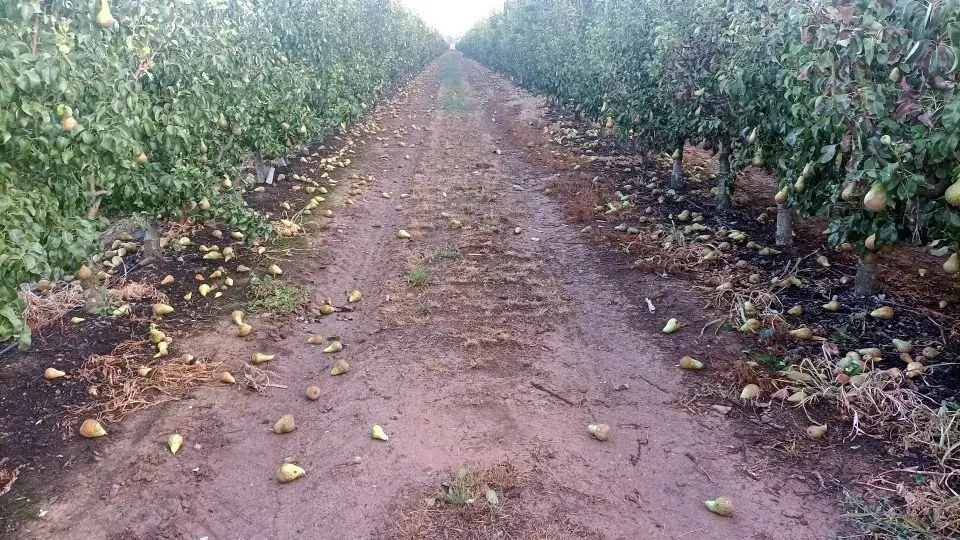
[2,52,920,539]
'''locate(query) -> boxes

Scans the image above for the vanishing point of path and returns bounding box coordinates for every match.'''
[29,52,840,540]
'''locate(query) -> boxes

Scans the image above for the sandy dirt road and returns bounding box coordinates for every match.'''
[27,52,841,540]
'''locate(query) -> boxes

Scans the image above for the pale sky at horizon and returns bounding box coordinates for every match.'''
[399,0,505,37]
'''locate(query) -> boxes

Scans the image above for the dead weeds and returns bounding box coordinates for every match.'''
[388,463,594,540]
[68,339,222,429]
[21,286,84,334]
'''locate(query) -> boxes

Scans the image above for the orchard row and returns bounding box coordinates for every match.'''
[0,0,446,343]
[459,0,960,293]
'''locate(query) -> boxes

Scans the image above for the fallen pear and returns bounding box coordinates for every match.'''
[823,299,841,312]
[149,326,165,344]
[789,327,813,340]
[168,434,183,455]
[274,414,296,434]
[160,275,175,286]
[662,318,681,334]
[330,359,350,376]
[44,367,66,380]
[307,336,325,345]
[253,352,275,364]
[945,253,959,274]
[787,305,803,316]
[892,339,913,354]
[806,424,827,439]
[588,423,611,441]
[219,372,236,384]
[80,419,106,438]
[372,425,389,441]
[679,356,703,370]
[199,284,211,297]
[870,306,894,320]
[237,323,252,337]
[320,304,337,315]
[905,362,925,378]
[231,310,245,325]
[323,341,343,353]
[152,304,174,316]
[348,290,362,303]
[740,384,760,400]
[306,386,321,401]
[397,230,411,239]
[277,463,305,483]
[704,497,734,517]
[268,264,283,276]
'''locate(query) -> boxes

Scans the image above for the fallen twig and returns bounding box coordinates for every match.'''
[530,380,578,406]
[685,451,715,483]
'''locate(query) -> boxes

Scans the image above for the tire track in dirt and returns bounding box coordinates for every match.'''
[27,53,841,540]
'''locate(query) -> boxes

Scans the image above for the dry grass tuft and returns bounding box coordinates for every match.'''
[68,339,221,428]
[389,463,597,540]
[21,286,85,334]
[108,281,169,304]
[390,462,523,540]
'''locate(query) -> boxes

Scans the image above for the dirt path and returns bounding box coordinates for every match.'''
[27,52,841,540]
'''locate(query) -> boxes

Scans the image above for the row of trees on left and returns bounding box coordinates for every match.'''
[0,0,447,345]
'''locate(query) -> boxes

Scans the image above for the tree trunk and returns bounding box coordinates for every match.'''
[854,259,878,297]
[670,150,684,190]
[715,142,732,210]
[775,204,793,247]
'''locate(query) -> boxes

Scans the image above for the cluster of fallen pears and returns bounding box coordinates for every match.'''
[666,303,940,444]
[72,286,387,484]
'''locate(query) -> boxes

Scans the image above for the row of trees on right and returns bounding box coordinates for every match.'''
[459,0,960,296]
